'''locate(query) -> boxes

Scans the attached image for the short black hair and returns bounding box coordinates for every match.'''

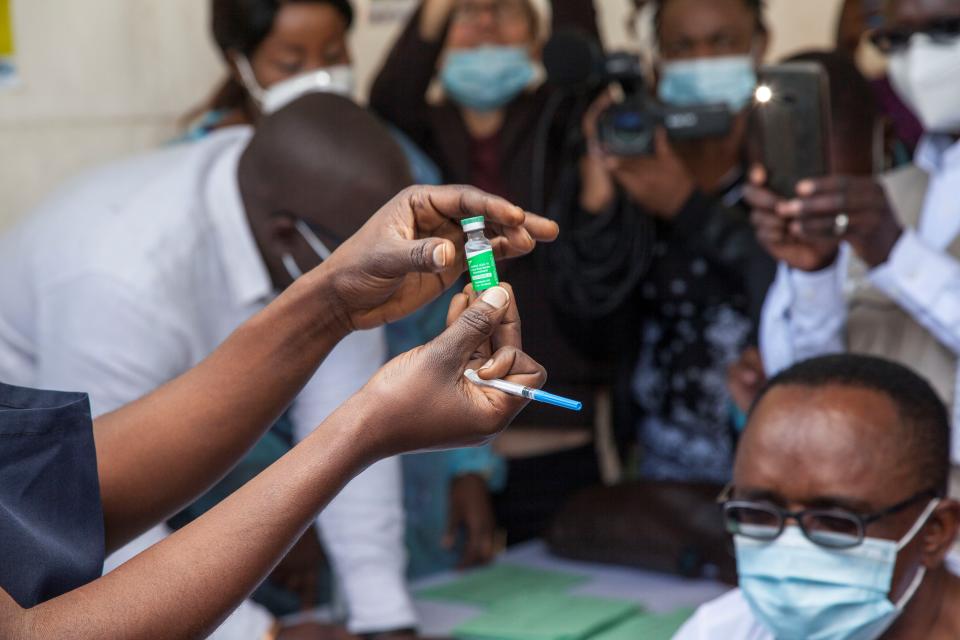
[751,354,951,494]
[212,0,353,59]
[653,0,768,38]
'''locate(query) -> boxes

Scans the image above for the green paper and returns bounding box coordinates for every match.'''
[453,592,639,640]
[590,608,696,640]
[418,564,589,607]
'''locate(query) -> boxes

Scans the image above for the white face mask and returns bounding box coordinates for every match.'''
[234,55,356,115]
[888,34,960,133]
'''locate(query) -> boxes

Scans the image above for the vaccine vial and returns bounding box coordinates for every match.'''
[461,216,500,292]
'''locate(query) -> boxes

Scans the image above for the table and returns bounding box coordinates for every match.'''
[411,540,731,638]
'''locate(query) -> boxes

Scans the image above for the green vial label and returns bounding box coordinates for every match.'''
[466,248,500,292]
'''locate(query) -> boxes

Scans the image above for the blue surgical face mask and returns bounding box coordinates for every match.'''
[440,45,536,112]
[658,55,757,111]
[736,499,940,640]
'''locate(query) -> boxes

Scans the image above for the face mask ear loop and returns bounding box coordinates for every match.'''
[295,220,333,261]
[896,499,941,552]
[894,563,928,610]
[887,498,941,611]
[233,53,266,108]
[282,254,304,281]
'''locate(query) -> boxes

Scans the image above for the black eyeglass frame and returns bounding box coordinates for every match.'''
[868,17,960,54]
[717,484,942,549]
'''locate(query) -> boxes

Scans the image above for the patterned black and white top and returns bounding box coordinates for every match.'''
[551,174,776,484]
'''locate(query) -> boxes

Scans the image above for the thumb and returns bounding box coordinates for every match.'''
[368,237,455,277]
[434,286,511,367]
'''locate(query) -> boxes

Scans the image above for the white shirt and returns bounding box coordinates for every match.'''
[674,557,960,639]
[672,589,770,640]
[761,135,960,462]
[0,127,415,634]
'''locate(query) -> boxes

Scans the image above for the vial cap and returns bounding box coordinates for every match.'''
[461,216,486,232]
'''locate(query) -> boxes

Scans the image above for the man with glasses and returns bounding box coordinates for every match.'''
[675,354,960,639]
[751,0,960,488]
[0,94,422,639]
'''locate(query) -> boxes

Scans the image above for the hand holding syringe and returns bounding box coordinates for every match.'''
[456,215,583,412]
[464,368,582,411]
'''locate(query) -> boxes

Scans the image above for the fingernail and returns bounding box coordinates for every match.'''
[796,180,814,195]
[480,286,509,309]
[433,244,447,269]
[478,359,495,371]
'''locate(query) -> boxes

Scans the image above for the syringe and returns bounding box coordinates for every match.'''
[463,369,583,412]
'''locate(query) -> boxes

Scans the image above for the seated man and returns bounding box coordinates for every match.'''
[675,354,960,639]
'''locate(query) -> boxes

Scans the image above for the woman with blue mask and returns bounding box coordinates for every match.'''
[371,0,607,550]
[675,354,960,640]
[371,0,598,207]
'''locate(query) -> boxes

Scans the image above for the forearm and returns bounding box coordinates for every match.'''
[369,4,444,134]
[20,399,369,640]
[419,0,455,40]
[95,269,349,551]
[760,259,848,376]
[870,229,960,354]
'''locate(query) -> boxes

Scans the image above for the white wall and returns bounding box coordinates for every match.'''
[0,0,844,231]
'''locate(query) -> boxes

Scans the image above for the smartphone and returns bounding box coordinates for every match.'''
[752,63,832,198]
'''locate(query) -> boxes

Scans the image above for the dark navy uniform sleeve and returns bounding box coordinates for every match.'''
[0,382,105,607]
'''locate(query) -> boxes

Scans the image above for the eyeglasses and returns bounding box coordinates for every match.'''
[869,17,960,54]
[718,485,941,549]
[453,0,530,25]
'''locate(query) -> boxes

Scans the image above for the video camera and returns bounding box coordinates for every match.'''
[544,30,733,156]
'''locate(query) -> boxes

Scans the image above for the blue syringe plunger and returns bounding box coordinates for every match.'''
[531,390,583,412]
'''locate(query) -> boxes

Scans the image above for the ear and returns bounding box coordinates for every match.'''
[921,499,960,568]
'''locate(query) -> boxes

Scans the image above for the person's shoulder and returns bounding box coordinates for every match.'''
[32,125,251,222]
[673,589,772,640]
[12,127,253,279]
